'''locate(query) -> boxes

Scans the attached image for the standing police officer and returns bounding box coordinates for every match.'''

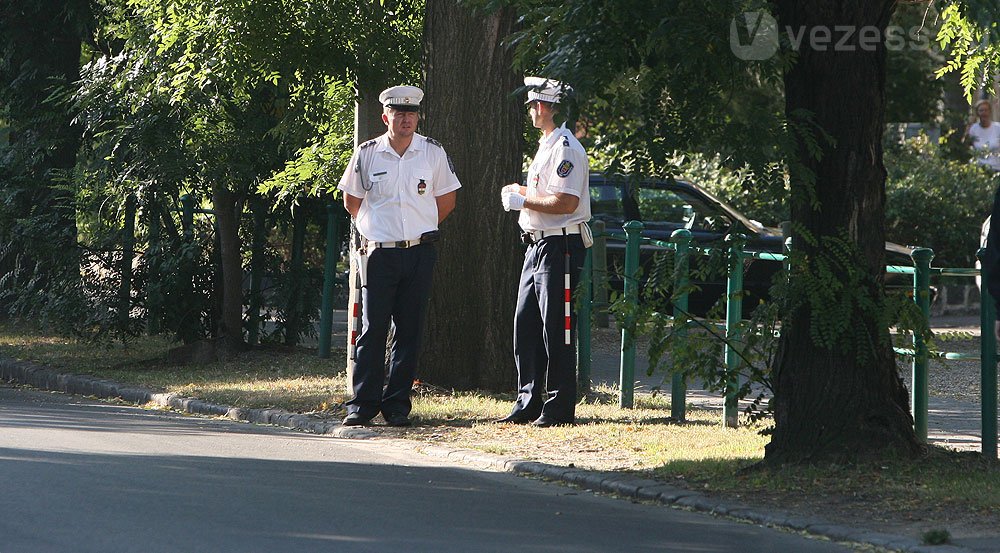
[497,77,591,427]
[338,85,461,427]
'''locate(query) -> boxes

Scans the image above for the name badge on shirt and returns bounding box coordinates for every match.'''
[366,170,387,192]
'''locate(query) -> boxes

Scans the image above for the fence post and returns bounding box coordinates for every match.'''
[910,247,934,442]
[620,220,643,408]
[978,247,998,460]
[318,203,341,359]
[180,194,194,239]
[592,220,609,328]
[178,194,198,340]
[146,201,161,335]
[247,199,266,346]
[119,194,137,329]
[578,247,593,396]
[724,234,746,428]
[285,207,307,346]
[670,229,692,421]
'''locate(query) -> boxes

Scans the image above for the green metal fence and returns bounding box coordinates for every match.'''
[577,221,999,460]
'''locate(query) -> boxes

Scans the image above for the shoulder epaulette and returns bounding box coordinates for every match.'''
[562,136,570,147]
[425,136,444,148]
[359,139,377,150]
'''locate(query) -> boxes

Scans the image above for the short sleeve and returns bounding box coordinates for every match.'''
[432,145,462,196]
[544,145,588,197]
[338,149,366,198]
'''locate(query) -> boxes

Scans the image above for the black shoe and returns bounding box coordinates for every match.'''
[342,413,373,427]
[532,415,573,428]
[383,413,412,427]
[494,412,536,424]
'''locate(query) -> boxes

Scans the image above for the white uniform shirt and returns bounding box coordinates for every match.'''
[519,123,591,232]
[339,133,461,242]
[968,121,1000,172]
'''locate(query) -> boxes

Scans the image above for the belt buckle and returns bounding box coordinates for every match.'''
[395,240,409,248]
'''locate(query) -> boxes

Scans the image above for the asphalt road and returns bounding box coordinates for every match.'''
[0,384,860,553]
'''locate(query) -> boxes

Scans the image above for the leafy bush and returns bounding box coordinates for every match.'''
[884,135,997,268]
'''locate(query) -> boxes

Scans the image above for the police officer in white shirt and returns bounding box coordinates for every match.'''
[497,77,591,427]
[338,85,461,427]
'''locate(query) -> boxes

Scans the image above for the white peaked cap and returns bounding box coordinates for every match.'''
[524,76,570,104]
[379,85,423,111]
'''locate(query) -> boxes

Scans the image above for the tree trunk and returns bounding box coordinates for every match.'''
[766,1,922,464]
[212,187,246,350]
[419,2,523,390]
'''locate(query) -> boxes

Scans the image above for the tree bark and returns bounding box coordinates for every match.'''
[212,187,246,350]
[419,1,523,390]
[766,1,922,464]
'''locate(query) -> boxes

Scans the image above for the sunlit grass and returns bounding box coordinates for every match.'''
[406,383,768,472]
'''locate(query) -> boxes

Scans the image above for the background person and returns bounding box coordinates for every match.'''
[965,99,1000,172]
[497,77,591,427]
[337,85,461,427]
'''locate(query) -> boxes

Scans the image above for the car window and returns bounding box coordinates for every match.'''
[590,183,625,223]
[636,188,732,233]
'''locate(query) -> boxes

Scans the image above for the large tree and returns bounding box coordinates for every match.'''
[498,0,999,462]
[765,1,920,463]
[419,1,524,390]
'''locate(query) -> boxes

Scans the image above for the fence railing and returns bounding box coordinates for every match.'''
[577,220,999,460]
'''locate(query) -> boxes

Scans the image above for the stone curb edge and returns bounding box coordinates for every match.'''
[0,357,377,439]
[0,356,975,553]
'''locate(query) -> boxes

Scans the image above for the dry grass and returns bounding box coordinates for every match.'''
[0,329,351,413]
[405,385,769,471]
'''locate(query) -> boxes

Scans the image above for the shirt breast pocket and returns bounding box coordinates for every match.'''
[366,169,390,196]
[411,168,433,198]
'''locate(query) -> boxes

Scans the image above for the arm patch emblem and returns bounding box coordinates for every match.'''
[556,160,574,178]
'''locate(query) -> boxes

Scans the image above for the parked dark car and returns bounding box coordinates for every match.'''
[589,173,921,316]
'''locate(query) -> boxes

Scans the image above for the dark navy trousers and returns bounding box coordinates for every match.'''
[510,234,586,423]
[348,244,436,419]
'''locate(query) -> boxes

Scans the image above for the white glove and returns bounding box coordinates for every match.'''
[501,188,526,211]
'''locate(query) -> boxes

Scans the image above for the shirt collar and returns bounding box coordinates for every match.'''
[375,133,425,155]
[539,123,568,147]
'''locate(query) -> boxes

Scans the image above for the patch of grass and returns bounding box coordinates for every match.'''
[0,327,351,413]
[0,329,175,371]
[922,528,951,545]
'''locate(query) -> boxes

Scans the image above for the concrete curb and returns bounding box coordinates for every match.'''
[0,357,377,439]
[0,356,980,553]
